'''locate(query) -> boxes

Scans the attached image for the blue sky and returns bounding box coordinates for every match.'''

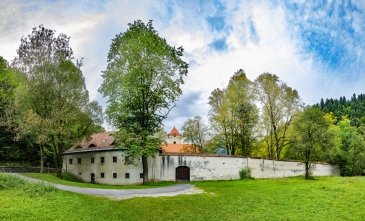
[1,0,365,131]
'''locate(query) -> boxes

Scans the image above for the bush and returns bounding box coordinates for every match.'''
[239,167,252,180]
[21,182,56,197]
[0,174,26,190]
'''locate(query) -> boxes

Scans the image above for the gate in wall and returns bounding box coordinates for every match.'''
[175,166,190,182]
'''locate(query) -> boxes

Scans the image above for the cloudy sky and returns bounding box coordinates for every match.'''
[1,0,365,132]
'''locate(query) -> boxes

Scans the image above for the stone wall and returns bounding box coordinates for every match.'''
[156,155,339,181]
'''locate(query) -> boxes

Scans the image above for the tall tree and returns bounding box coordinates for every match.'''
[208,88,232,153]
[254,73,301,159]
[226,70,258,157]
[0,56,38,164]
[13,25,102,173]
[99,20,188,184]
[182,116,208,153]
[208,70,258,156]
[290,107,332,179]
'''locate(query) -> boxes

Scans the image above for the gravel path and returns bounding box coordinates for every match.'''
[9,173,204,200]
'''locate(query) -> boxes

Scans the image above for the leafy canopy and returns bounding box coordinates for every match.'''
[99,20,188,182]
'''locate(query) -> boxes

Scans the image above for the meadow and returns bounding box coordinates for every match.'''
[0,173,364,221]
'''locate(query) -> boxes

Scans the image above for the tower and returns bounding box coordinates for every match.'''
[167,126,182,144]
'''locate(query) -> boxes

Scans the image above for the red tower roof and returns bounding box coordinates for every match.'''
[169,126,181,136]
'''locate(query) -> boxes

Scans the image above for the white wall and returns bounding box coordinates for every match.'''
[156,155,339,181]
[63,150,158,185]
[63,152,339,184]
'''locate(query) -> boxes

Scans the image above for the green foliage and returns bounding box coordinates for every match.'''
[289,107,332,179]
[0,56,39,164]
[239,167,252,179]
[0,173,55,197]
[182,116,208,153]
[99,20,188,183]
[316,94,365,127]
[330,118,365,176]
[254,73,302,160]
[12,25,103,169]
[208,70,258,156]
[22,173,174,189]
[0,173,26,190]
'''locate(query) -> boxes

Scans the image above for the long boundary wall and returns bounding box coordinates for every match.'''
[62,152,340,184]
[156,155,339,181]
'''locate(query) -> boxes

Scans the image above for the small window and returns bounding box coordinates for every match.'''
[140,173,144,178]
[125,173,130,179]
[113,156,117,163]
[101,157,105,164]
[88,143,96,148]
[173,141,176,144]
[78,158,81,164]
[113,173,117,178]
[101,173,104,178]
[69,158,73,164]
[91,157,94,164]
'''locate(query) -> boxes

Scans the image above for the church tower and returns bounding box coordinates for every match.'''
[167,126,182,144]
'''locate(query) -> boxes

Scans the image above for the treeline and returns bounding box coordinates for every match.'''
[0,26,103,172]
[181,70,365,178]
[315,94,365,126]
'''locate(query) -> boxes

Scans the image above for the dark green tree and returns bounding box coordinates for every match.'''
[99,20,188,183]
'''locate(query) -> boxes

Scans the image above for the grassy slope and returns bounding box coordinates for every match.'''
[22,173,174,189]
[1,174,364,221]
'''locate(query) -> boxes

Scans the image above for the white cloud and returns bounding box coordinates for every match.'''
[1,0,365,133]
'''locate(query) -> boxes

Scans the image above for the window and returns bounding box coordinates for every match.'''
[101,173,104,178]
[88,143,96,148]
[173,141,176,144]
[125,173,130,179]
[69,158,73,164]
[78,158,81,164]
[101,157,105,164]
[113,156,117,163]
[113,173,117,178]
[140,173,144,178]
[91,157,94,164]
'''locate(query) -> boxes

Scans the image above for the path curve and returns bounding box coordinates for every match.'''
[9,173,204,200]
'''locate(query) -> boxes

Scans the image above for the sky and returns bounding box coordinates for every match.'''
[1,0,365,132]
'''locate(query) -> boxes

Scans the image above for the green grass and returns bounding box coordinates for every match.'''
[22,173,175,189]
[1,173,365,220]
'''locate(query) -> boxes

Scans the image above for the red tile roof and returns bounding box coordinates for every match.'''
[169,126,181,136]
[64,132,118,154]
[162,143,201,154]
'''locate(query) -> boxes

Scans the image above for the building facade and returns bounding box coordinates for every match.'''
[63,132,340,185]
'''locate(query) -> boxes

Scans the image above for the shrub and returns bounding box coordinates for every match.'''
[239,167,252,180]
[21,182,56,197]
[0,174,26,190]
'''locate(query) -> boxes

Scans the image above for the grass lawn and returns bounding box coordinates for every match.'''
[1,174,364,221]
[21,173,174,189]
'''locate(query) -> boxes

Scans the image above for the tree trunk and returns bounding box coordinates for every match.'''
[142,156,148,184]
[305,161,310,179]
[40,146,44,173]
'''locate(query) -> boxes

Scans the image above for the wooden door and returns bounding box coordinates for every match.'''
[176,166,190,182]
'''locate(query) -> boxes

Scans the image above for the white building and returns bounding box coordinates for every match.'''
[63,132,339,185]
